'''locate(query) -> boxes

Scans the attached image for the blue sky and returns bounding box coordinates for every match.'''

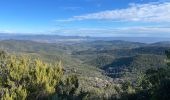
[0,0,170,37]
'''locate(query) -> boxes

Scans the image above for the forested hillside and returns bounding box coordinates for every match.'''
[0,40,170,99]
[0,40,168,79]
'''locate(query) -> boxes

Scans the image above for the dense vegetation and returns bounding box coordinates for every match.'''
[116,50,170,100]
[0,51,63,99]
[0,40,170,100]
[0,50,115,100]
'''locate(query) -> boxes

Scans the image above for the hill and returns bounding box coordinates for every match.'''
[0,39,169,81]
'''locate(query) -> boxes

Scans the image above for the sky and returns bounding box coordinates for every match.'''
[0,0,170,37]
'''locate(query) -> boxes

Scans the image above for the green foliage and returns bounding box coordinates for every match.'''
[0,40,170,100]
[120,50,170,100]
[0,51,63,100]
[122,81,135,94]
[165,50,170,66]
[55,75,79,100]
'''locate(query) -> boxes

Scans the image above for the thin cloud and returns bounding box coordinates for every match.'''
[55,18,75,22]
[0,30,15,34]
[49,27,170,37]
[56,2,170,22]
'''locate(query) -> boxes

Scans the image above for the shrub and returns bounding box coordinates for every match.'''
[0,51,63,99]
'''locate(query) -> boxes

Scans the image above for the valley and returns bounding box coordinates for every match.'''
[0,36,170,99]
[0,38,169,85]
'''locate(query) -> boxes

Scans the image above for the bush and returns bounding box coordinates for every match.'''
[0,51,63,99]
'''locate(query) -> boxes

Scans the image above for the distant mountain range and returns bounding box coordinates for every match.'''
[0,33,170,43]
